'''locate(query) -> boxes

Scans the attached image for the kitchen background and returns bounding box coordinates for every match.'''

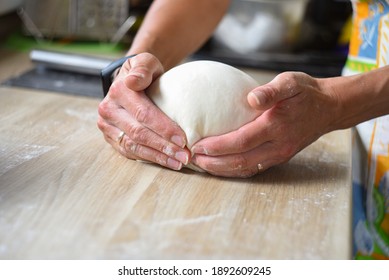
[0,0,352,78]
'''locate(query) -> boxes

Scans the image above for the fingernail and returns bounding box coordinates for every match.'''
[248,91,262,106]
[175,151,189,165]
[167,158,182,170]
[171,135,186,148]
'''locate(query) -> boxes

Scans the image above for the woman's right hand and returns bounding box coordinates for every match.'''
[97,53,190,170]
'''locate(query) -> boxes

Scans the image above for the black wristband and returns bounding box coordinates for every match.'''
[101,54,137,97]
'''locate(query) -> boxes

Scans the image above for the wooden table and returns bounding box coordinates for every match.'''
[0,57,352,259]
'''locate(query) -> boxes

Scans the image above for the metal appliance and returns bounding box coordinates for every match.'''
[19,0,130,42]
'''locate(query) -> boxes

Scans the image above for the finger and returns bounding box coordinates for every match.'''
[122,119,190,165]
[111,80,188,148]
[98,114,188,170]
[191,154,258,178]
[247,72,306,111]
[97,115,123,144]
[122,53,164,92]
[120,135,184,171]
[111,105,191,165]
[191,142,286,178]
[191,114,271,156]
[192,156,259,178]
[103,101,190,164]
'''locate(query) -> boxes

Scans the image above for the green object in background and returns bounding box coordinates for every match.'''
[4,31,127,57]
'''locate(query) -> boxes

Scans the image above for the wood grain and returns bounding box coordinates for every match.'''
[0,86,352,259]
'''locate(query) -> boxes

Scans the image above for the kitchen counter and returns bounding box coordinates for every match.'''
[0,50,352,259]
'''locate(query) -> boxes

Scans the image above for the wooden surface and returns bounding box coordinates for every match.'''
[0,84,352,259]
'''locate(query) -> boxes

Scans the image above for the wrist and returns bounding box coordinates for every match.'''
[325,67,389,130]
[320,75,363,131]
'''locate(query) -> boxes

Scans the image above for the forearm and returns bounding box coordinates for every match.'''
[323,65,389,130]
[127,0,230,70]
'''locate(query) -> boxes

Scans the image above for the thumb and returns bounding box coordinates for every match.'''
[247,85,281,111]
[123,53,164,92]
[247,72,303,110]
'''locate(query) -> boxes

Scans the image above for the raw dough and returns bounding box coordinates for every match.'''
[147,60,261,170]
[147,60,260,147]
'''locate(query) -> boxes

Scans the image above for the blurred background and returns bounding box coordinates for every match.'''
[0,0,352,75]
[0,0,152,51]
[0,0,352,92]
[195,0,352,77]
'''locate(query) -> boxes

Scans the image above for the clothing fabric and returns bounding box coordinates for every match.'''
[342,0,389,259]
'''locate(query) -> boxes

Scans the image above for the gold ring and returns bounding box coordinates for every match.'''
[117,131,125,144]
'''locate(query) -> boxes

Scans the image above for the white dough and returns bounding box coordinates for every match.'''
[147,60,261,170]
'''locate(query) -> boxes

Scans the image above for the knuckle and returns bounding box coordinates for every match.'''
[108,80,123,99]
[134,104,151,124]
[124,139,140,156]
[127,124,148,141]
[278,71,299,83]
[234,135,251,151]
[154,153,168,167]
[280,71,298,85]
[97,100,113,120]
[231,154,248,171]
[135,65,153,78]
[277,143,296,162]
[129,53,164,81]
[260,88,276,105]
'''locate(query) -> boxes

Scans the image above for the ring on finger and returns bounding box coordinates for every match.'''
[117,130,125,145]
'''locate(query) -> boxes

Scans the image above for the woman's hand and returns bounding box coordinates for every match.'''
[97,53,190,170]
[191,72,340,178]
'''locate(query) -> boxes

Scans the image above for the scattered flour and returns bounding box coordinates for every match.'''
[0,144,57,176]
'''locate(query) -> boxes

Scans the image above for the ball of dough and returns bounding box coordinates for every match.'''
[147,60,261,171]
